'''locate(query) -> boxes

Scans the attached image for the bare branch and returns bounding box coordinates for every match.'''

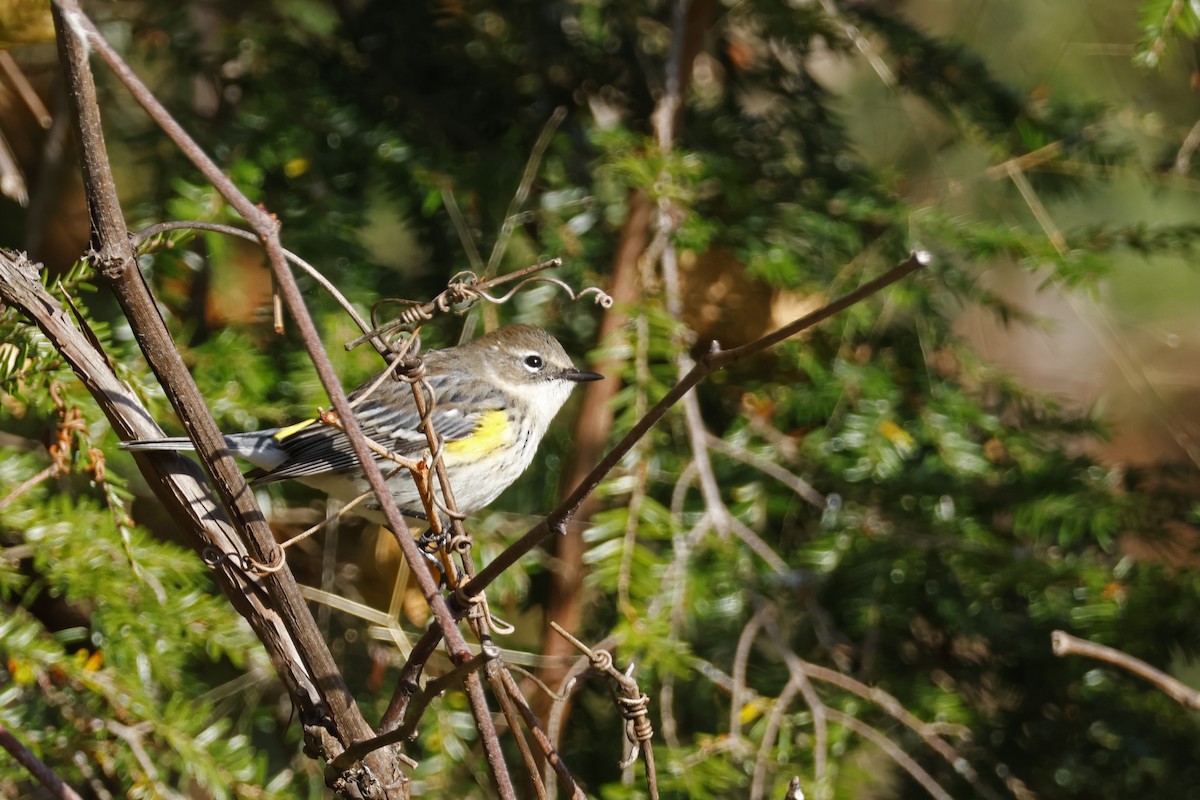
[703,433,826,510]
[0,125,27,205]
[823,708,953,800]
[489,670,547,800]
[817,0,896,86]
[0,723,85,800]
[378,625,446,734]
[760,614,828,793]
[0,52,53,127]
[132,219,387,356]
[484,106,568,279]
[1052,630,1200,710]
[750,674,802,800]
[801,660,1000,798]
[440,181,485,276]
[1175,117,1200,175]
[329,643,499,776]
[492,666,585,799]
[654,516,712,748]
[730,607,769,745]
[0,462,60,511]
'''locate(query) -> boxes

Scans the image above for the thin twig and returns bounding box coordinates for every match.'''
[798,661,988,793]
[1004,161,1066,256]
[760,614,828,794]
[823,708,953,800]
[818,0,896,86]
[654,516,712,748]
[704,433,826,510]
[1052,630,1200,710]
[616,456,650,616]
[329,643,500,774]
[0,126,27,205]
[669,460,699,520]
[984,139,1067,181]
[463,671,518,799]
[661,235,732,540]
[731,515,790,574]
[0,52,54,127]
[697,639,1001,800]
[730,607,770,744]
[487,665,549,800]
[484,106,568,279]
[1175,117,1200,174]
[132,219,387,356]
[493,666,585,799]
[104,721,160,784]
[0,463,60,511]
[379,625,446,733]
[617,312,653,612]
[0,724,85,800]
[650,0,690,150]
[441,182,486,276]
[750,674,802,800]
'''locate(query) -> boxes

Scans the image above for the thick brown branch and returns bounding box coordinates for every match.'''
[0,254,338,771]
[58,2,518,789]
[50,5,403,793]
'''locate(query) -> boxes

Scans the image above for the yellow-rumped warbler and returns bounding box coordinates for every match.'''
[122,324,602,523]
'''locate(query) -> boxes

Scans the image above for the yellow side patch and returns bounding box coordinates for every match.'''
[274,418,318,441]
[443,409,511,461]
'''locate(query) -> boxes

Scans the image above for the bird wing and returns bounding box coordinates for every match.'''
[250,375,504,484]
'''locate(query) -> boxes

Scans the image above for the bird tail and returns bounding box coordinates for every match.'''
[120,437,197,452]
[121,432,287,471]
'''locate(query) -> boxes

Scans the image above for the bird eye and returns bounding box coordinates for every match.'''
[523,354,544,370]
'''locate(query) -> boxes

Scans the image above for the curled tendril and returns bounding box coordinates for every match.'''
[468,275,614,309]
[202,545,286,575]
[347,262,613,352]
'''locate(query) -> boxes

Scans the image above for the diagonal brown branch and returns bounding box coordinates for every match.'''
[0,251,360,783]
[466,250,929,600]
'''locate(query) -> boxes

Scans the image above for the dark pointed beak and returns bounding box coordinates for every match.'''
[563,368,604,383]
